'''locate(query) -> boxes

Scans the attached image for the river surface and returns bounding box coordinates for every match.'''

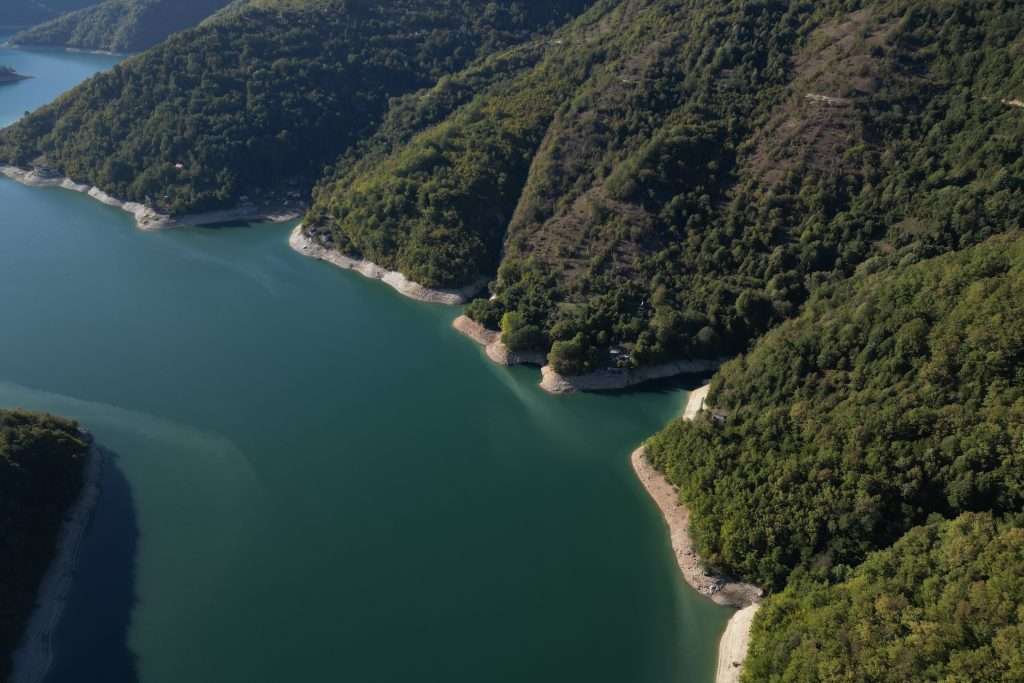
[0,39,730,683]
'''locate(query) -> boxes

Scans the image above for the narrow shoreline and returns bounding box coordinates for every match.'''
[10,441,106,683]
[451,315,547,366]
[1,166,301,230]
[539,359,722,395]
[452,314,723,395]
[290,225,487,305]
[632,386,762,683]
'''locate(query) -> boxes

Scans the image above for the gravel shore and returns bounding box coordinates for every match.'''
[632,386,762,683]
[290,226,486,305]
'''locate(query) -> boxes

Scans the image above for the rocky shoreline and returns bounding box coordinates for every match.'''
[452,315,724,395]
[1,166,301,230]
[10,439,105,683]
[451,315,548,366]
[540,358,723,395]
[632,387,762,683]
[290,225,487,305]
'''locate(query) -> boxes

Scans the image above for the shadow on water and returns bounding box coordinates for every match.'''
[47,448,138,683]
[598,372,714,399]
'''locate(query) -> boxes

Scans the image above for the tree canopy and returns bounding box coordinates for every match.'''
[11,0,234,53]
[646,233,1024,590]
[744,513,1024,683]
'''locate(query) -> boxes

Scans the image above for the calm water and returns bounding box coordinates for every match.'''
[0,40,730,683]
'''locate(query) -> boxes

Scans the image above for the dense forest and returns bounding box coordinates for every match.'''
[4,0,1021,372]
[11,0,233,53]
[744,513,1024,682]
[1,1,1022,679]
[646,234,1024,589]
[0,0,594,214]
[0,410,89,681]
[311,0,1024,372]
[0,0,94,28]
[645,234,1024,680]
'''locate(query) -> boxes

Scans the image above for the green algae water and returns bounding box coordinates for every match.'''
[0,40,731,683]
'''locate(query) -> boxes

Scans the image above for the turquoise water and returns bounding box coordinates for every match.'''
[0,40,730,683]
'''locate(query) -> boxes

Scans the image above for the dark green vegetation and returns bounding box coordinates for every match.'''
[0,410,88,680]
[1,1,1022,679]
[0,0,593,214]
[309,0,1024,369]
[0,0,94,28]
[647,234,1024,680]
[11,0,233,53]
[5,0,1021,369]
[647,234,1024,589]
[744,513,1024,682]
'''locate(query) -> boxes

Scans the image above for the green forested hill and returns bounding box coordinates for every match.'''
[645,234,1024,590]
[0,0,94,29]
[10,0,233,53]
[305,0,1024,373]
[0,0,594,213]
[645,231,1024,680]
[3,0,1021,363]
[743,513,1024,682]
[0,410,89,681]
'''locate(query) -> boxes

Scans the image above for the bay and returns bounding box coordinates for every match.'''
[0,39,730,683]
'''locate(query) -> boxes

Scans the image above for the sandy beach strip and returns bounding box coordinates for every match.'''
[715,603,760,683]
[632,385,762,682]
[290,225,487,305]
[10,443,106,683]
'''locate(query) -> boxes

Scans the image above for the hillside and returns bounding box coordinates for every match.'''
[0,0,594,214]
[304,0,1024,372]
[0,410,89,681]
[0,1,94,29]
[4,0,1021,369]
[10,0,233,53]
[744,513,1024,682]
[645,233,1024,590]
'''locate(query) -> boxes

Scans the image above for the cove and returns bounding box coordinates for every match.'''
[0,39,731,682]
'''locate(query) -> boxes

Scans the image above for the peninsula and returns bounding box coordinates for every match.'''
[0,410,93,683]
[0,66,29,84]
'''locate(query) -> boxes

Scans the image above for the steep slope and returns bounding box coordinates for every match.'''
[744,513,1024,682]
[0,1,94,29]
[10,0,233,53]
[0,0,594,214]
[0,411,89,680]
[645,233,1024,590]
[304,0,625,288]
[303,0,1024,374]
